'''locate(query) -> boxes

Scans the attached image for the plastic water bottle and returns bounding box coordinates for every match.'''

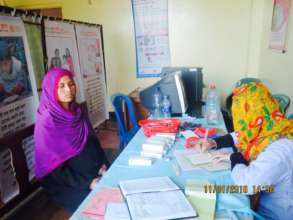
[161,95,172,118]
[153,87,162,119]
[205,84,220,125]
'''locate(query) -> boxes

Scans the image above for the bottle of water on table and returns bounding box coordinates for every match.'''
[161,95,171,118]
[205,84,220,125]
[153,86,162,119]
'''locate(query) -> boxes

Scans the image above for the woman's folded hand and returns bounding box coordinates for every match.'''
[98,164,107,176]
[89,177,101,190]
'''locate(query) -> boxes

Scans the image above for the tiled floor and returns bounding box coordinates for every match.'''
[4,120,120,220]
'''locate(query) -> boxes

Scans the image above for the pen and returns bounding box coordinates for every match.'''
[202,128,209,152]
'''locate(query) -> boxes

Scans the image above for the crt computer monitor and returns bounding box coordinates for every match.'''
[139,67,203,115]
[161,67,203,104]
[139,71,187,114]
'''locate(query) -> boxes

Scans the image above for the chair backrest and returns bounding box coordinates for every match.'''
[235,77,261,88]
[223,78,262,132]
[111,93,139,150]
[272,94,291,114]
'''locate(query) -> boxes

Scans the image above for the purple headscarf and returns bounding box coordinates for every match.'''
[34,68,90,179]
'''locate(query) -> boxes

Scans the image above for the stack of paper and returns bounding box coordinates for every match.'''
[185,179,216,220]
[141,135,174,159]
[141,143,167,159]
[128,135,175,166]
[119,176,197,220]
[128,156,153,166]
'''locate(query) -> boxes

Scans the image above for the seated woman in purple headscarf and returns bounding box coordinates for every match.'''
[34,68,109,213]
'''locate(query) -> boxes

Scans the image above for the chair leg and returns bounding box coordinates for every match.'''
[119,136,124,150]
[119,142,123,150]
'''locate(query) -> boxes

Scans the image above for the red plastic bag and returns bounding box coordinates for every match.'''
[139,119,181,137]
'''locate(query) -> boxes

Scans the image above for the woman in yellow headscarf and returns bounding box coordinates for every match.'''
[195,82,293,220]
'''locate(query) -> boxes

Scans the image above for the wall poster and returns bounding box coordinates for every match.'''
[24,23,45,92]
[269,0,291,52]
[44,20,85,102]
[0,16,39,138]
[132,0,171,77]
[0,148,19,204]
[75,24,108,127]
[22,135,35,181]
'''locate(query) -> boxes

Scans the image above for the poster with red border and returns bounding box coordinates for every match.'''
[269,0,291,52]
[75,24,109,128]
[44,20,85,102]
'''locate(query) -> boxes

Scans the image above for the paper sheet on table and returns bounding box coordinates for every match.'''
[126,190,197,220]
[185,179,216,220]
[82,187,123,219]
[185,179,216,200]
[119,176,179,196]
[199,161,230,171]
[104,202,131,220]
[184,153,212,165]
[174,150,230,172]
[187,195,216,220]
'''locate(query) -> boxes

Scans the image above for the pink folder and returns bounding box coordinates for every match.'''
[82,187,123,219]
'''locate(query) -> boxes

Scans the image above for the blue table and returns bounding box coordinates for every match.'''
[70,118,256,220]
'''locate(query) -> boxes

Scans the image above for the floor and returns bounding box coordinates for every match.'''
[4,120,120,220]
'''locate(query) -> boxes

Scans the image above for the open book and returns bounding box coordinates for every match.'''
[119,176,197,220]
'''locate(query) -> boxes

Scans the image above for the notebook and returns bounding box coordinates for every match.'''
[119,176,197,220]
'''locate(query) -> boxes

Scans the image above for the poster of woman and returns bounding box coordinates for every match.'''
[44,20,85,103]
[0,16,38,138]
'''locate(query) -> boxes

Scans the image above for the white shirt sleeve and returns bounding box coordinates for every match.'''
[230,132,239,145]
[231,139,292,194]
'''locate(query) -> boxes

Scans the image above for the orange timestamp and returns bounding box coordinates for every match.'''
[204,185,248,193]
[253,185,275,193]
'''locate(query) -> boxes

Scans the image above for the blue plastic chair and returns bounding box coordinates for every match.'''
[272,94,290,115]
[111,93,139,150]
[235,77,261,88]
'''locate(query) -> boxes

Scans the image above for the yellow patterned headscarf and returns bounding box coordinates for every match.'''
[232,82,293,161]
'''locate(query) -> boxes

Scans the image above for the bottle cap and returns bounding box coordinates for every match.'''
[209,84,216,89]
